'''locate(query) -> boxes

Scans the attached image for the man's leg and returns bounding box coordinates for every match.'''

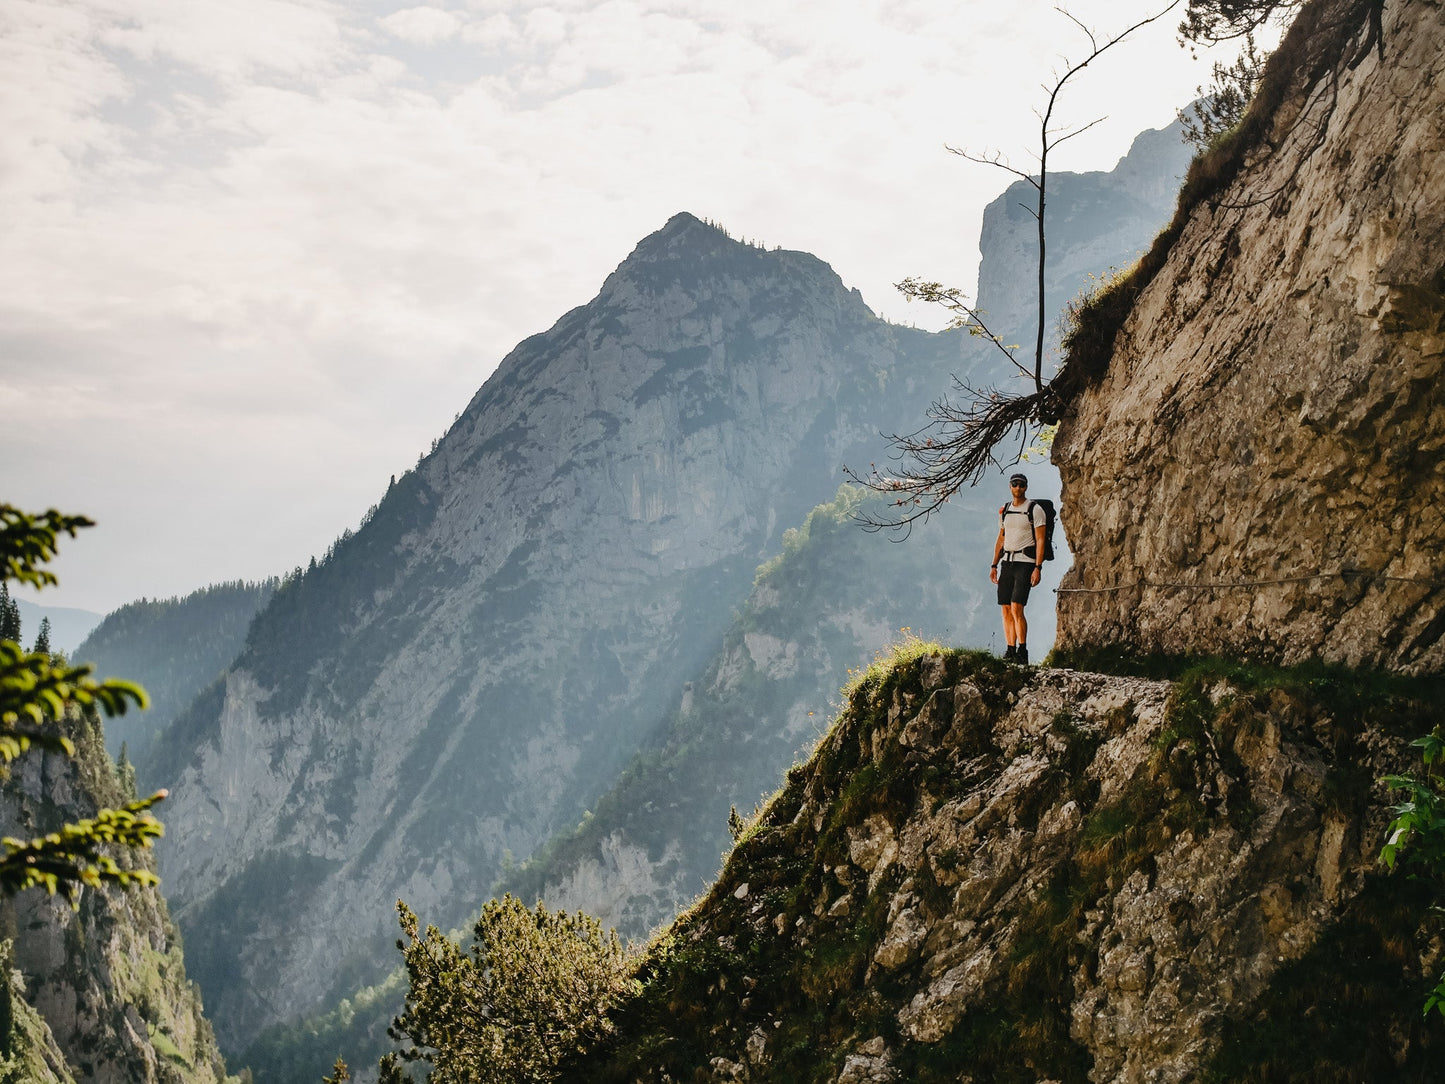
[1010,602,1030,664]
[1010,602,1028,646]
[1000,605,1018,653]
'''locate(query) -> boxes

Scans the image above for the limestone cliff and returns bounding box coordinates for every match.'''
[1053,0,1445,672]
[571,651,1443,1082]
[0,707,230,1084]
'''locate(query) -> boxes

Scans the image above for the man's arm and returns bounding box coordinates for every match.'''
[991,526,1004,584]
[1031,520,1045,584]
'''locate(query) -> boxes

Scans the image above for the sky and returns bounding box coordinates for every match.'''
[2,0,1261,614]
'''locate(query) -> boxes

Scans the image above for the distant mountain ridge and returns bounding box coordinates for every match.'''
[158,211,975,1047]
[12,598,102,655]
[72,579,277,770]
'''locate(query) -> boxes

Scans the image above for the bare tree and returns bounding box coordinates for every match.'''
[847,2,1183,534]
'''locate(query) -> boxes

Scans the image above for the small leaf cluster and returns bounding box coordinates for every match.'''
[0,792,166,901]
[1381,728,1445,873]
[0,506,94,589]
[380,894,638,1084]
[1381,725,1445,1018]
[0,502,166,905]
[0,639,147,759]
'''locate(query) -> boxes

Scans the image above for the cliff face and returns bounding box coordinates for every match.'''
[1053,0,1445,672]
[0,708,229,1084]
[575,653,1443,1082]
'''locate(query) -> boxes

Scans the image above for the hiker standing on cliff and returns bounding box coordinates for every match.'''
[991,472,1047,666]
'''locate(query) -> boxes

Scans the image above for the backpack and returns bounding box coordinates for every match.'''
[1000,498,1057,561]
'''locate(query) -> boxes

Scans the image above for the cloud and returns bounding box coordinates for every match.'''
[92,0,343,83]
[381,6,464,45]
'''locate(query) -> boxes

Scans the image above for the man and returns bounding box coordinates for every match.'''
[990,472,1047,665]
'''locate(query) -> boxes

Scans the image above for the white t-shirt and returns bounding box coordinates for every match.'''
[1000,500,1047,557]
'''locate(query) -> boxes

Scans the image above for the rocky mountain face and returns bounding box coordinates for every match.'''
[0,708,230,1084]
[158,214,974,1047]
[1053,0,1445,672]
[569,650,1442,1082]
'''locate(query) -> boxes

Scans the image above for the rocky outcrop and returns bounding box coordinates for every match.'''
[1053,0,1445,672]
[574,651,1442,1082]
[0,707,230,1084]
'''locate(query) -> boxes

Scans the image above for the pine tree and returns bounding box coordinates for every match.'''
[382,895,638,1083]
[0,582,19,644]
[32,616,51,656]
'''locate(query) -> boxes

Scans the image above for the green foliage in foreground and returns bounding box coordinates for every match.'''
[0,503,164,903]
[1381,725,1445,1017]
[379,895,638,1084]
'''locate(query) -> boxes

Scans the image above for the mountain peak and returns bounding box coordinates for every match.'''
[623,210,738,264]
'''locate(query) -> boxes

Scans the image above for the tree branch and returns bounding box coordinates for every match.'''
[852,2,1183,533]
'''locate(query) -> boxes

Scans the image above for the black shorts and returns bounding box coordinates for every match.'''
[997,560,1035,606]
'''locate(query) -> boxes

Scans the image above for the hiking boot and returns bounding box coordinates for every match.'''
[1015,646,1030,666]
[1003,645,1017,661]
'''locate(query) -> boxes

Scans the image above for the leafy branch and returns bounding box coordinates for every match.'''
[0,502,165,905]
[0,639,147,742]
[0,791,167,903]
[1380,725,1445,1018]
[0,506,95,590]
